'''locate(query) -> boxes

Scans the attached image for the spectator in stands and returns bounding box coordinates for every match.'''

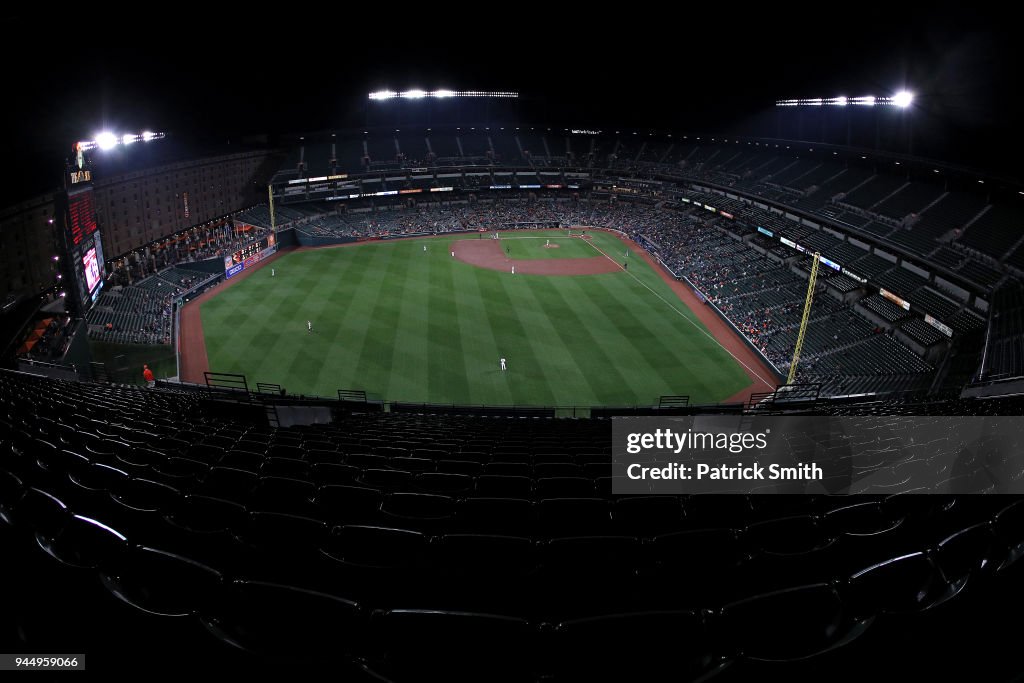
[143,364,155,388]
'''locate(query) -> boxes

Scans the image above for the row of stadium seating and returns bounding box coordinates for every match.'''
[2,369,1023,677]
[634,208,938,390]
[87,265,216,345]
[282,132,1022,275]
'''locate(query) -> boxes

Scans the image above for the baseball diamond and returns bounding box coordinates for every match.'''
[181,228,772,405]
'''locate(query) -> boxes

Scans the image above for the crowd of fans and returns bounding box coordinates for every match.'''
[107,225,272,287]
[293,199,676,239]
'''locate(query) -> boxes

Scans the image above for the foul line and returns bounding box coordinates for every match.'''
[582,237,776,390]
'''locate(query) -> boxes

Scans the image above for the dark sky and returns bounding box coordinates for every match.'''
[1,5,1019,205]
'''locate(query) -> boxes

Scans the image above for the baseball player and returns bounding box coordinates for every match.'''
[307,320,312,333]
[500,358,507,372]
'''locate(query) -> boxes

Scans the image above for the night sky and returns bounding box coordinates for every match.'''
[1,6,1019,206]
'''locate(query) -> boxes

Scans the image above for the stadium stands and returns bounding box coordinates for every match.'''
[1,368,1022,677]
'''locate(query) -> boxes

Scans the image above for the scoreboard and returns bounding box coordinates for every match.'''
[224,232,277,279]
[67,187,98,246]
[62,171,105,313]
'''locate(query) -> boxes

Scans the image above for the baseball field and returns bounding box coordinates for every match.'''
[190,229,768,406]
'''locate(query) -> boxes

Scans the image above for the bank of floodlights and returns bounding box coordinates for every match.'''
[76,130,166,152]
[368,90,519,100]
[776,91,913,108]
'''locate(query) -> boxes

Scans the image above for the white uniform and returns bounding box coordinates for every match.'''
[307,320,312,333]
[500,358,506,371]
[423,245,427,252]
[451,251,455,257]
[272,268,275,277]
[512,265,515,275]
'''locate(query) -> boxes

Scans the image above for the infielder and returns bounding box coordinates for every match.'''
[307,320,312,333]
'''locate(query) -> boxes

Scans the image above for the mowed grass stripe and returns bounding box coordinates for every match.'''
[379,245,428,402]
[427,247,472,403]
[584,273,734,401]
[453,258,514,404]
[567,275,688,399]
[504,274,588,405]
[477,268,560,405]
[350,244,413,396]
[526,276,638,405]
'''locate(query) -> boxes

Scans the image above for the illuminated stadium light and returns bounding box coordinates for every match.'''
[95,132,118,150]
[893,90,914,108]
[78,130,165,152]
[368,90,519,100]
[777,93,909,107]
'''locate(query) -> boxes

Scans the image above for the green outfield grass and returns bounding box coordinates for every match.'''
[199,231,752,405]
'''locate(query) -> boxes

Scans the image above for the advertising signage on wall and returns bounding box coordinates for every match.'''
[880,288,911,311]
[719,211,734,219]
[224,234,278,279]
[780,237,797,249]
[843,268,867,283]
[757,227,774,237]
[820,256,841,271]
[925,314,954,337]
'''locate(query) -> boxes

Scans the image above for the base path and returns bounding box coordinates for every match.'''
[452,238,620,275]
